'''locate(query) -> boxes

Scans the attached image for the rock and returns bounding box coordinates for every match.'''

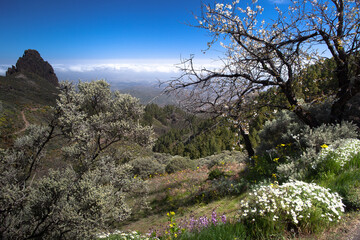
[6,49,59,86]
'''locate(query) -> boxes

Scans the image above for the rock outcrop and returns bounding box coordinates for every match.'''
[6,49,59,86]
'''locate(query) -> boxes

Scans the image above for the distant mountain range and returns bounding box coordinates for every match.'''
[109,81,177,106]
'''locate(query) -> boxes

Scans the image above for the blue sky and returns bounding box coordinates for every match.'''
[0,0,289,82]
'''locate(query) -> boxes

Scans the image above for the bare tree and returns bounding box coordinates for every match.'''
[165,0,360,135]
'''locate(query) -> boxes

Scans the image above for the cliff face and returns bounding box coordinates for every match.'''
[6,49,59,86]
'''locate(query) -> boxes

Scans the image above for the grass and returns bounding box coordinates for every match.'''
[177,222,248,240]
[120,162,246,234]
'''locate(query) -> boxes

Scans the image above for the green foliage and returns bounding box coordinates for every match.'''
[0,80,154,239]
[245,154,278,183]
[129,156,165,179]
[257,107,358,155]
[277,137,360,181]
[298,122,358,151]
[165,156,196,174]
[207,168,226,180]
[154,117,239,159]
[296,58,337,102]
[256,110,305,154]
[178,222,247,240]
[197,150,247,169]
[300,139,360,209]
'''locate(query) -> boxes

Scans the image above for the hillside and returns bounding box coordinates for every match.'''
[0,50,59,145]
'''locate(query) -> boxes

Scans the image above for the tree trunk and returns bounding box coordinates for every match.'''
[280,84,320,128]
[239,125,255,165]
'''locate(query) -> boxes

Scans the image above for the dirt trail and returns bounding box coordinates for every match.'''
[14,108,37,134]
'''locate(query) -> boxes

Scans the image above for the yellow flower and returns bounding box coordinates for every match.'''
[174,233,178,238]
[280,144,286,147]
[170,211,175,216]
[321,144,328,148]
[169,224,173,228]
[167,212,170,217]
[273,158,279,163]
[272,173,277,178]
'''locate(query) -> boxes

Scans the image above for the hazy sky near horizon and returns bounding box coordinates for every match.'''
[0,0,290,82]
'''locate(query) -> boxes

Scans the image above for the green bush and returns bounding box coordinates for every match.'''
[257,108,358,155]
[277,138,360,181]
[129,156,165,179]
[298,122,358,151]
[207,168,226,180]
[165,156,196,173]
[197,150,247,169]
[256,110,304,154]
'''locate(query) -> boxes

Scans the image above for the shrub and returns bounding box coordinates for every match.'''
[277,138,360,181]
[239,180,345,238]
[257,107,358,155]
[298,122,358,151]
[197,150,247,168]
[207,168,226,180]
[315,138,360,169]
[245,154,279,183]
[129,156,165,179]
[165,156,196,173]
[256,110,304,154]
[0,80,153,239]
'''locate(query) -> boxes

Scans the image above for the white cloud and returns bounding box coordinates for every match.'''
[0,65,10,76]
[53,59,181,74]
[52,58,223,82]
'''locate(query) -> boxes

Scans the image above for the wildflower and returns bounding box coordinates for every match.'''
[211,210,218,225]
[221,213,227,223]
[321,144,328,148]
[273,158,279,163]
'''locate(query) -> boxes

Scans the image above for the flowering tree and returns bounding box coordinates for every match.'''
[165,0,360,131]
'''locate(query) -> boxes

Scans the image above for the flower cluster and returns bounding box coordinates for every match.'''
[317,138,360,168]
[177,209,227,233]
[149,210,228,238]
[97,230,158,240]
[239,180,345,226]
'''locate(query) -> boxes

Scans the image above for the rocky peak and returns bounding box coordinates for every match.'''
[6,49,59,86]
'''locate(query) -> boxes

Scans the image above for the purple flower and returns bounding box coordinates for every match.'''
[221,213,227,224]
[211,210,218,226]
[199,216,209,229]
